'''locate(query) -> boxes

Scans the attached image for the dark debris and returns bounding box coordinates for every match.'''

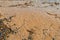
[0,15,17,40]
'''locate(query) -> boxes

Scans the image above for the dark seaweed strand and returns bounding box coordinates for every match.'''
[27,29,35,40]
[0,16,17,40]
[0,19,8,40]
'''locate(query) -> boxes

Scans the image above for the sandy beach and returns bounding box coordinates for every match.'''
[0,0,60,40]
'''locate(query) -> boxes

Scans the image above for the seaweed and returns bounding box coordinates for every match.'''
[54,2,60,5]
[52,38,55,40]
[27,29,35,40]
[22,38,27,40]
[0,15,17,40]
[8,1,34,7]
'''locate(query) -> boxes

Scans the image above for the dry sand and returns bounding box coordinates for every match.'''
[0,0,60,40]
[0,8,60,40]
